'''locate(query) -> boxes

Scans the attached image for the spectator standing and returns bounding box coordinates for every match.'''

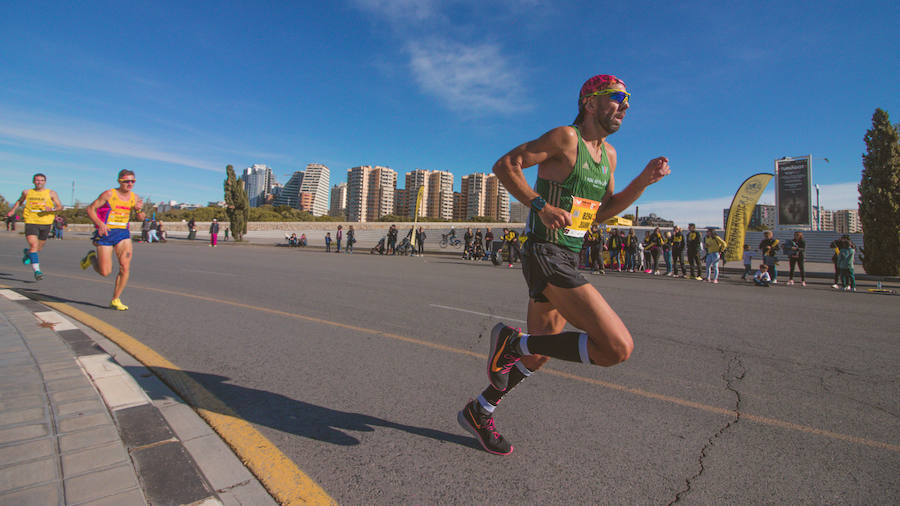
[416,226,426,255]
[623,228,637,272]
[663,231,673,275]
[387,224,398,255]
[141,218,151,242]
[336,225,343,253]
[787,231,806,286]
[607,228,621,271]
[224,226,230,241]
[209,218,219,247]
[157,222,167,242]
[670,226,686,277]
[741,244,753,280]
[325,232,332,252]
[753,264,771,287]
[648,227,663,275]
[759,230,780,284]
[463,227,474,259]
[836,236,856,291]
[588,224,604,274]
[484,228,494,256]
[187,218,197,240]
[53,215,67,239]
[346,225,355,253]
[704,228,728,284]
[686,223,703,280]
[504,228,521,268]
[641,231,653,273]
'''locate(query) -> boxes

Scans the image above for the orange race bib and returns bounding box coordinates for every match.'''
[563,197,601,238]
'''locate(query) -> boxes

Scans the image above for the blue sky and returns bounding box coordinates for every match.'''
[1,0,897,226]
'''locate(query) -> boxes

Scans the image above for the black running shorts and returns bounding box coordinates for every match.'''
[522,239,589,303]
[25,224,51,241]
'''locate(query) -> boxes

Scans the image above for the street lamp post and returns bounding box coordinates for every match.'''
[815,184,821,231]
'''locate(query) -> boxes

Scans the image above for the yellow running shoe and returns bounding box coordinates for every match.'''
[80,250,97,270]
[110,298,128,311]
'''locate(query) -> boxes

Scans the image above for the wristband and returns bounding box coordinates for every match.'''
[530,196,547,213]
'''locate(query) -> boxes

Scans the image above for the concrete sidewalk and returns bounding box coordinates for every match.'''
[0,291,275,505]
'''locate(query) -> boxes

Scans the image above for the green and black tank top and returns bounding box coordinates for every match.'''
[527,125,611,253]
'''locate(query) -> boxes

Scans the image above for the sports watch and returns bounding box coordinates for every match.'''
[530,196,547,213]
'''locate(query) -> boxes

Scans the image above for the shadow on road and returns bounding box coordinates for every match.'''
[24,288,115,310]
[129,366,476,450]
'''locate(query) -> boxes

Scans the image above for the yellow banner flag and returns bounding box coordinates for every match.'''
[724,173,773,262]
[411,186,425,248]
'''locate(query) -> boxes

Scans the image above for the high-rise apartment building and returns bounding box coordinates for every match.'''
[428,170,454,220]
[242,164,274,207]
[460,172,508,221]
[394,188,409,216]
[833,209,861,233]
[273,171,304,208]
[347,165,397,222]
[813,206,834,231]
[298,163,330,216]
[329,183,347,219]
[400,169,454,219]
[453,192,466,221]
[509,201,529,223]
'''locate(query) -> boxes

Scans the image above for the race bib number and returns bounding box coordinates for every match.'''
[563,197,601,238]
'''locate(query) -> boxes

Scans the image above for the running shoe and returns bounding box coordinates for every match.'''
[22,248,31,265]
[110,299,128,311]
[34,271,44,281]
[487,323,522,391]
[831,284,839,289]
[695,276,703,280]
[80,250,97,270]
[457,399,513,455]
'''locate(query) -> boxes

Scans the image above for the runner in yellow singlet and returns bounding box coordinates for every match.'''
[80,170,145,310]
[457,74,670,455]
[7,173,63,280]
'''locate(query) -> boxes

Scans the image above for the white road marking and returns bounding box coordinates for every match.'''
[34,310,78,331]
[0,289,29,300]
[429,304,526,323]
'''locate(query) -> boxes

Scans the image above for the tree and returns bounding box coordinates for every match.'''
[859,108,900,276]
[0,195,9,217]
[224,165,249,241]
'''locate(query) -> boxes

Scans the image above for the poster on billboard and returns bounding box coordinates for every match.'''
[775,156,812,228]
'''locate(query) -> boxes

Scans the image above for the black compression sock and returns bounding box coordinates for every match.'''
[480,363,531,406]
[518,331,593,364]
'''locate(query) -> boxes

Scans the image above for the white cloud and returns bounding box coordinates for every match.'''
[407,38,529,115]
[0,109,222,172]
[638,181,860,228]
[351,0,439,22]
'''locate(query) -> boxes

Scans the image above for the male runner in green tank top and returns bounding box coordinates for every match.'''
[457,74,670,455]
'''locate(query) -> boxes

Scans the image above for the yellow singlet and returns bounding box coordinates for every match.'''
[23,189,55,225]
[101,190,136,229]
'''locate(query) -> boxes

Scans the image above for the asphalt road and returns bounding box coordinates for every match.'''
[2,233,898,505]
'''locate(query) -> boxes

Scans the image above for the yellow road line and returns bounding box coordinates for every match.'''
[42,300,336,506]
[17,276,900,453]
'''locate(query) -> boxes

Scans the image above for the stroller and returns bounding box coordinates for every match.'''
[395,236,413,256]
[370,236,387,255]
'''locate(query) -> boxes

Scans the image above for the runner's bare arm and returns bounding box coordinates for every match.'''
[493,126,577,230]
[49,191,64,212]
[595,155,670,223]
[6,190,27,217]
[133,197,146,221]
[86,190,112,235]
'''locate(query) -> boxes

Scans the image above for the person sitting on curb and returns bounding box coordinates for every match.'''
[753,264,771,287]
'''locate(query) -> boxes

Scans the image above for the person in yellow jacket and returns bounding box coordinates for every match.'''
[704,228,728,284]
[7,173,63,280]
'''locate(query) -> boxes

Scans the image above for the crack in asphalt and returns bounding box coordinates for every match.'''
[669,352,746,505]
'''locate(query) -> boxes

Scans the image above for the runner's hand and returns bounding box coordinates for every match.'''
[97,224,110,237]
[639,157,670,186]
[538,204,572,231]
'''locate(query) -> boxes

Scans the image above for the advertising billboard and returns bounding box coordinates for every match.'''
[775,156,812,228]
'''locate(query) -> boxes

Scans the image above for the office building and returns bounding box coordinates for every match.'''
[298,164,330,216]
[242,164,275,207]
[273,171,304,208]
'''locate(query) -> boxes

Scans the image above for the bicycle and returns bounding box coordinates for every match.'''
[439,233,462,248]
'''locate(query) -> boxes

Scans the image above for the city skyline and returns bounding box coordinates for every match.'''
[2,2,895,227]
